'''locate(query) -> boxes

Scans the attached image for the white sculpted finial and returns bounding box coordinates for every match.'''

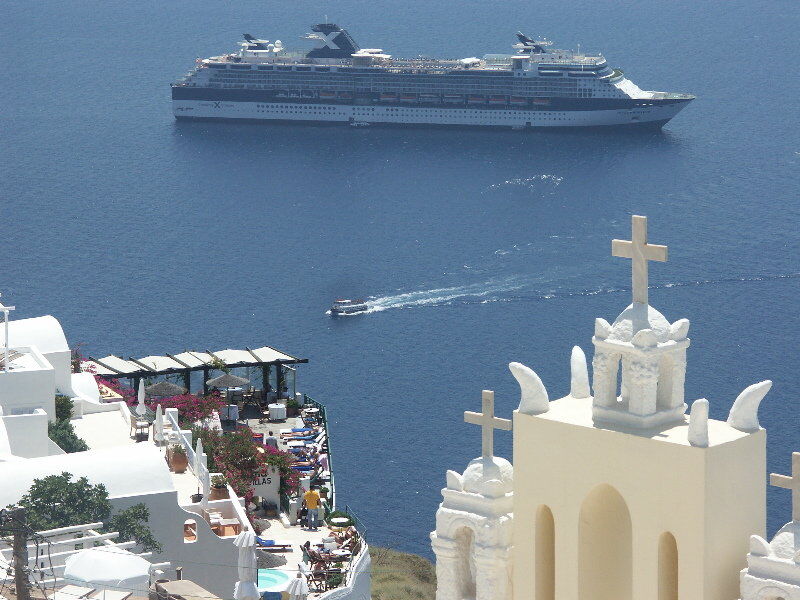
[464,390,512,459]
[770,452,800,521]
[688,398,709,447]
[509,362,549,414]
[727,380,772,432]
[570,346,590,399]
[612,215,668,306]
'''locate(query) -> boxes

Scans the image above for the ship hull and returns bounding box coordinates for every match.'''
[172,94,690,129]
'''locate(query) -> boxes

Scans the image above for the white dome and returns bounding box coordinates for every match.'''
[608,303,671,343]
[462,456,513,495]
[769,521,800,560]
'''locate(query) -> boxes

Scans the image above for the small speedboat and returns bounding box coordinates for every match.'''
[330,299,368,315]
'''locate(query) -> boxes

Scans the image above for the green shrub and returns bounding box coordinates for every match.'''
[55,395,74,421]
[48,420,89,453]
[107,503,162,552]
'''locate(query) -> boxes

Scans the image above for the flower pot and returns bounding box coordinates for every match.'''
[170,452,188,474]
[209,486,229,501]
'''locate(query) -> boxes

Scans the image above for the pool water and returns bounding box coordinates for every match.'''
[257,569,290,590]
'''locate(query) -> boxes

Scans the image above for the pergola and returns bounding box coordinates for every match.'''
[84,346,308,395]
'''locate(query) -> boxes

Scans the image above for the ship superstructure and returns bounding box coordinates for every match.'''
[172,23,693,129]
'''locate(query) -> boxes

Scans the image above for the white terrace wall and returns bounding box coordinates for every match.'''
[0,346,56,421]
[0,409,55,458]
[109,491,241,599]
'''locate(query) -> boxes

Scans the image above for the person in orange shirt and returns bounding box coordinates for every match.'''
[303,487,322,531]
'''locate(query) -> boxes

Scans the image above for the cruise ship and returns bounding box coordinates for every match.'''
[172,23,694,129]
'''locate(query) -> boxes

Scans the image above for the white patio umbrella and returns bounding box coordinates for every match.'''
[135,383,147,416]
[285,572,309,600]
[63,547,153,596]
[154,404,164,445]
[194,438,204,476]
[200,455,210,511]
[233,530,259,600]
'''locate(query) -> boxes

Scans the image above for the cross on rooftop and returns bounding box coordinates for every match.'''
[0,294,15,373]
[612,215,668,306]
[770,452,800,522]
[464,390,512,459]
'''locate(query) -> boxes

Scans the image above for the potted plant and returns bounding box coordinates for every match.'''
[209,475,230,500]
[263,501,278,518]
[319,486,330,500]
[286,397,300,417]
[190,492,203,503]
[169,444,188,473]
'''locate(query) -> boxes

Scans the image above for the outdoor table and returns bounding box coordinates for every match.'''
[131,420,149,442]
[268,403,287,421]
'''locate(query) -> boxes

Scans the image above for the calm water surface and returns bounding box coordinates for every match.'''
[2,0,799,558]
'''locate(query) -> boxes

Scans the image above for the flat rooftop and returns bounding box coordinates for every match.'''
[534,395,752,447]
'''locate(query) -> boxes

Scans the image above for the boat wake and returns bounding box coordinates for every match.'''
[329,271,800,317]
[334,277,526,316]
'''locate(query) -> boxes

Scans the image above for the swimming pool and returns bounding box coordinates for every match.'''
[257,569,290,591]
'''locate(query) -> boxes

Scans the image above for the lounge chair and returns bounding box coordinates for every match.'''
[255,536,292,552]
[49,585,96,600]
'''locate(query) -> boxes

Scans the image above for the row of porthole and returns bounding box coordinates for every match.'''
[249,108,579,122]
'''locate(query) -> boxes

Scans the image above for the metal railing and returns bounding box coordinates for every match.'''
[303,394,336,508]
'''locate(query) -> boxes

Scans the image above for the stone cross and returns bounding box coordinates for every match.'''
[464,390,512,459]
[0,294,16,373]
[612,215,668,306]
[770,452,800,522]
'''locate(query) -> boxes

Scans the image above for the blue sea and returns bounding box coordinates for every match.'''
[2,0,799,560]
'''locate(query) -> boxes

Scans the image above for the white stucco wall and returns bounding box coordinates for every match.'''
[0,346,56,421]
[0,409,53,458]
[109,492,241,598]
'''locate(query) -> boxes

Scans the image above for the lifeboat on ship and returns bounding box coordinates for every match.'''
[533,97,551,106]
[420,93,440,103]
[399,94,418,103]
[379,93,398,102]
[443,94,464,103]
[489,96,507,105]
[337,91,354,99]
[319,91,336,99]
[467,95,486,104]
[510,96,528,105]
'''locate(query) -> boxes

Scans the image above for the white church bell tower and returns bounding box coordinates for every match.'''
[592,215,690,429]
[431,390,514,600]
[510,215,769,600]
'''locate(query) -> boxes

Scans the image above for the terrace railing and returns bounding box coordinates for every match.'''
[304,394,336,508]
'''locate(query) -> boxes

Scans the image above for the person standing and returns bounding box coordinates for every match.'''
[303,487,322,531]
[265,431,278,449]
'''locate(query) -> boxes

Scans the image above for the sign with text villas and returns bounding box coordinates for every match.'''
[253,467,279,504]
